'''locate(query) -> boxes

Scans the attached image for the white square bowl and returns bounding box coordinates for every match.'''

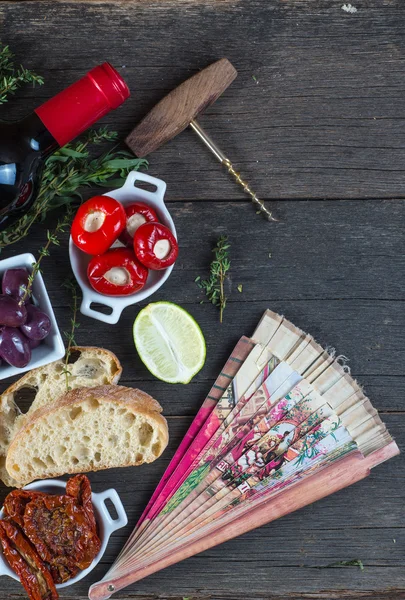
[0,478,128,588]
[69,171,176,325]
[0,252,65,380]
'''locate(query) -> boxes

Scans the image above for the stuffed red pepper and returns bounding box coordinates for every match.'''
[87,248,148,296]
[134,222,178,270]
[71,195,126,255]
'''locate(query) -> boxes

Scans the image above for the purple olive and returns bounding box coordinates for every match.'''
[20,304,51,341]
[0,295,27,327]
[0,327,31,368]
[2,268,30,303]
[27,337,42,349]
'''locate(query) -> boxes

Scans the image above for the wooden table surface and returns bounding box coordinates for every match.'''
[0,1,404,599]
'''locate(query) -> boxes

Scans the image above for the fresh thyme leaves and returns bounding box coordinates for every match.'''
[62,279,80,392]
[0,43,43,104]
[19,209,73,306]
[0,127,148,248]
[197,235,230,323]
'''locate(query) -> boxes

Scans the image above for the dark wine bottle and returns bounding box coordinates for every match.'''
[0,62,130,231]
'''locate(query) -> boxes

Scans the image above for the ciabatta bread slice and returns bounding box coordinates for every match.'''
[6,385,169,487]
[0,347,122,486]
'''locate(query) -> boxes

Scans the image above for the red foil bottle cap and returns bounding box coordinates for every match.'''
[35,62,130,147]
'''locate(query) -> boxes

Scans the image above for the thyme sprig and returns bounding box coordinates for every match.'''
[197,235,230,323]
[62,279,80,392]
[0,43,43,104]
[0,127,148,248]
[18,209,73,306]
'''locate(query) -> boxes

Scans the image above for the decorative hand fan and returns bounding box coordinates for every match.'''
[89,310,399,600]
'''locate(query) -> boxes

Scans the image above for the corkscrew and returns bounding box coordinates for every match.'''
[125,59,276,222]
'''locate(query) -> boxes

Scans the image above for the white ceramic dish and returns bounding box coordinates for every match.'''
[0,478,127,588]
[69,171,176,324]
[0,253,65,380]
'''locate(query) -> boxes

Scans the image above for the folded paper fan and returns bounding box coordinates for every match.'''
[89,310,399,600]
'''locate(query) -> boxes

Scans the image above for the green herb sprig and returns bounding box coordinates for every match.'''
[0,44,147,248]
[0,127,148,248]
[62,279,80,392]
[197,235,230,323]
[0,43,43,104]
[18,209,73,306]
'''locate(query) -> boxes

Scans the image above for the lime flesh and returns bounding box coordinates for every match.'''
[133,302,206,384]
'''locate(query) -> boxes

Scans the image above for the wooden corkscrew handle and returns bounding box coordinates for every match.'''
[125,58,237,157]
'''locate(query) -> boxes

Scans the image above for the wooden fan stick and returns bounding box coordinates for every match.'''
[125,59,276,221]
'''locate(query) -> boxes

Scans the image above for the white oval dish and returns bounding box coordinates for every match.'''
[69,171,176,324]
[0,253,65,380]
[0,478,127,588]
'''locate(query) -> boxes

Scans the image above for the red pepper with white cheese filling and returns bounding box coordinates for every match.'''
[71,196,126,255]
[87,248,148,296]
[119,202,159,247]
[134,222,178,270]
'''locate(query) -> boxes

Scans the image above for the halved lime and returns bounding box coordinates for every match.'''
[133,302,206,384]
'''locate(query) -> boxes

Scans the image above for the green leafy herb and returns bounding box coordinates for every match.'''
[0,127,148,248]
[0,43,43,104]
[0,46,148,248]
[62,279,80,392]
[324,559,364,571]
[237,284,243,293]
[18,209,73,306]
[197,235,230,323]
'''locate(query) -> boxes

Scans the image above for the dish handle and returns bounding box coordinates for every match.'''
[121,170,167,204]
[95,489,128,534]
[80,294,124,325]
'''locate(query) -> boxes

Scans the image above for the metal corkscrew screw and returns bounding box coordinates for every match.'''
[189,119,276,221]
[125,59,276,222]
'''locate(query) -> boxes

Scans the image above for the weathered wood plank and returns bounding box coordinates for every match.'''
[37,199,405,304]
[4,200,401,397]
[2,1,405,199]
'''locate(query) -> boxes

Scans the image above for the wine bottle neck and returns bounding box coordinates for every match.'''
[34,63,129,148]
[19,113,59,158]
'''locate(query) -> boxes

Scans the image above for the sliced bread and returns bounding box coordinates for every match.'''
[6,385,169,487]
[0,347,122,486]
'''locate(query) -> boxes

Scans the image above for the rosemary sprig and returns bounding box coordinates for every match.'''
[0,127,148,248]
[197,235,231,323]
[62,279,80,392]
[0,43,43,104]
[18,209,73,306]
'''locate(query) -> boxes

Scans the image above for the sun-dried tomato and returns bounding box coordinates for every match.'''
[0,475,101,589]
[23,490,101,583]
[66,474,97,534]
[0,519,58,600]
[3,490,46,529]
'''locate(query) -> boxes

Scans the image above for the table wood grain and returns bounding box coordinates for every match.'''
[0,1,404,599]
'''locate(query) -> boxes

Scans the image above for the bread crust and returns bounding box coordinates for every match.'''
[6,385,169,486]
[0,346,122,400]
[0,348,122,486]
